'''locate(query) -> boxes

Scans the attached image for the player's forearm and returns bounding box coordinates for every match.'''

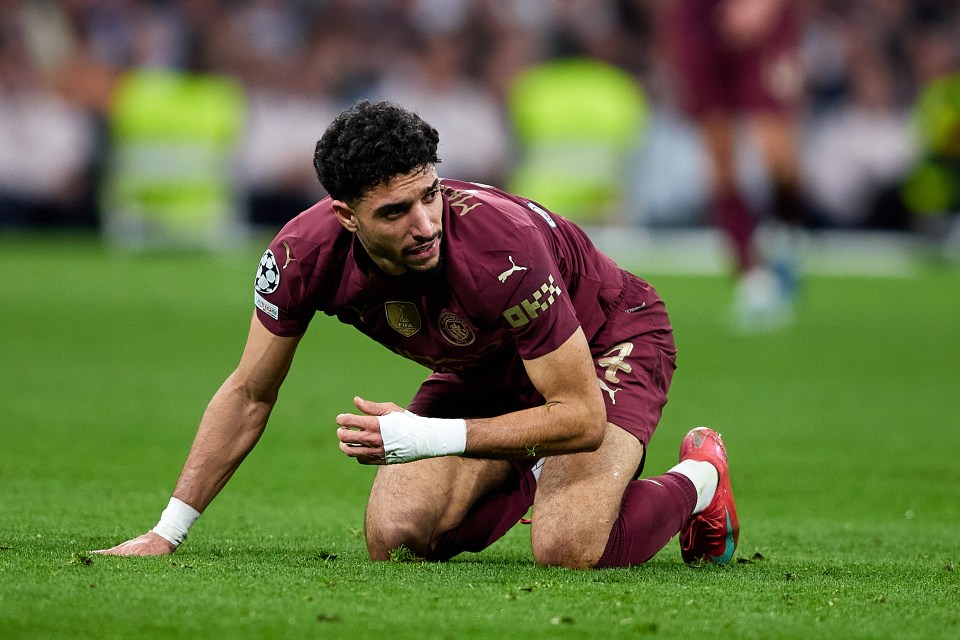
[170,374,274,512]
[463,328,607,459]
[464,397,606,459]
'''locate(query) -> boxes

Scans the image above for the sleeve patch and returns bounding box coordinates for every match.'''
[502,275,562,328]
[255,249,280,294]
[527,202,557,228]
[255,292,279,319]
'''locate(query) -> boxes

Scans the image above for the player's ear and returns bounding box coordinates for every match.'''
[332,200,358,233]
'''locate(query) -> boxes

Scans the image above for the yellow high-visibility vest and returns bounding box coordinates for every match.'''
[102,68,246,248]
[508,57,647,224]
[902,72,960,216]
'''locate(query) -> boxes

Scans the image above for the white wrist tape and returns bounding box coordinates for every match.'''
[378,410,467,464]
[152,497,201,548]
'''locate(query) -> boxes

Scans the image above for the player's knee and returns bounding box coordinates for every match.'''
[531,530,604,570]
[365,520,432,561]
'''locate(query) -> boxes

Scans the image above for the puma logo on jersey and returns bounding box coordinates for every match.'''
[498,256,528,283]
[280,240,296,269]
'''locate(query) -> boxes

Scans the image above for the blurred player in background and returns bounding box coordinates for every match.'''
[96,100,739,569]
[656,0,807,330]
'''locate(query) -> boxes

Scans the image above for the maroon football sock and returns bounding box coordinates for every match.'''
[714,192,757,273]
[426,467,537,562]
[772,178,807,225]
[594,471,697,568]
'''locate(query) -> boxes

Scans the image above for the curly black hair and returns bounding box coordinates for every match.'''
[313,100,441,205]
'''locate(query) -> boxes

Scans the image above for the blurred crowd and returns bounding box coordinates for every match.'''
[1,0,959,237]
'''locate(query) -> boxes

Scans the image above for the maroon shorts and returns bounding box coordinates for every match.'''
[408,272,676,449]
[659,0,802,117]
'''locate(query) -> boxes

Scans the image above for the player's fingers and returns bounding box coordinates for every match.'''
[338,439,384,461]
[335,413,378,431]
[107,542,145,556]
[92,539,142,555]
[353,396,404,416]
[337,425,381,446]
[93,534,173,556]
[336,425,381,445]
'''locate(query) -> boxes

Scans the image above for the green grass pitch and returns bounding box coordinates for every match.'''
[1,233,958,639]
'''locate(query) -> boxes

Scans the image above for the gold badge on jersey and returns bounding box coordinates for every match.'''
[385,301,421,337]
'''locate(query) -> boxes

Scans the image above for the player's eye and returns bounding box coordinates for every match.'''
[423,188,439,203]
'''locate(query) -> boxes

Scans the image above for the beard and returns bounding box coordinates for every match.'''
[404,240,445,284]
[353,227,444,277]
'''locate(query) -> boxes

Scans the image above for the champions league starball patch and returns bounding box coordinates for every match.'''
[255,249,281,294]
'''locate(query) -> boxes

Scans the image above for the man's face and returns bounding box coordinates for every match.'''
[333,165,443,276]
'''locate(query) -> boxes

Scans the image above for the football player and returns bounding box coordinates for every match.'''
[97,101,738,568]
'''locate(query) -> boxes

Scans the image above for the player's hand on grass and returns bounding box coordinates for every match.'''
[336,396,403,465]
[93,531,175,556]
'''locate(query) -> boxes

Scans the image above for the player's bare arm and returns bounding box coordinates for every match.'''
[465,327,606,456]
[336,327,606,464]
[95,316,302,555]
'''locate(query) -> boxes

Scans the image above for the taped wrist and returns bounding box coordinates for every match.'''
[152,497,201,548]
[378,410,467,464]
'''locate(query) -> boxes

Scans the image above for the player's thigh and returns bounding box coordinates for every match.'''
[530,423,644,568]
[365,456,514,555]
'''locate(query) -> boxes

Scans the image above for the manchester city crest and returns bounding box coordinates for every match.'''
[439,312,475,346]
[385,301,421,337]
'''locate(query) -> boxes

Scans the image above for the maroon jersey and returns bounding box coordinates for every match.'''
[253,180,662,387]
[658,0,802,117]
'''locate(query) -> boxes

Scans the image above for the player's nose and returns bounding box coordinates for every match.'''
[409,201,438,238]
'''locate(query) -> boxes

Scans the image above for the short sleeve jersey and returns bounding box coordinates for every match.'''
[253,180,631,381]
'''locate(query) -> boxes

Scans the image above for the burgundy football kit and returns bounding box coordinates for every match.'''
[657,0,804,274]
[658,0,801,118]
[254,180,698,565]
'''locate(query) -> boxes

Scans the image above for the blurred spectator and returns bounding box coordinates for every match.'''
[802,32,918,229]
[373,29,512,188]
[503,1,648,225]
[507,55,647,224]
[98,2,247,249]
[902,73,960,215]
[0,0,958,244]
[0,0,97,227]
[231,1,333,228]
[899,14,960,258]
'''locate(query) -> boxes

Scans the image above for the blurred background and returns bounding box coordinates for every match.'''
[1,0,959,265]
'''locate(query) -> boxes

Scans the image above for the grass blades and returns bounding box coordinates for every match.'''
[1,234,958,639]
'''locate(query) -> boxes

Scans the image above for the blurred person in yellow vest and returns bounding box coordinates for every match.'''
[101,63,246,249]
[900,69,960,260]
[507,56,647,225]
[894,11,960,262]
